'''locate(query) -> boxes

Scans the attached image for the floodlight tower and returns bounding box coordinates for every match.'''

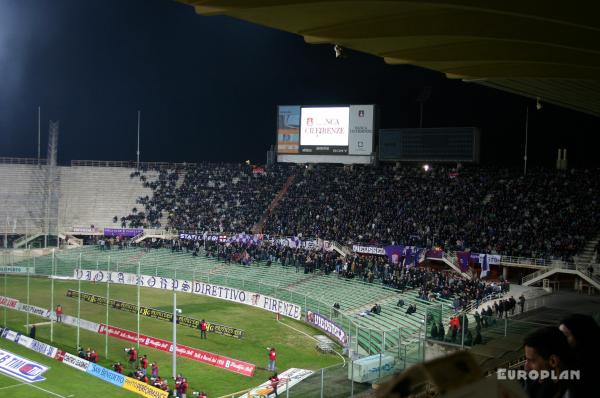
[44,121,60,247]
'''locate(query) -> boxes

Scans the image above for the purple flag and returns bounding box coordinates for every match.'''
[103,228,143,237]
[480,254,489,278]
[457,251,471,273]
[404,247,414,268]
[384,245,404,265]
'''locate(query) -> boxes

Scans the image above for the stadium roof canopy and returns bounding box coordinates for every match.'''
[178,0,600,117]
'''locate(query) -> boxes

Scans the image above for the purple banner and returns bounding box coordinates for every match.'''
[457,251,471,272]
[470,253,501,265]
[352,244,386,255]
[179,233,203,241]
[306,311,348,346]
[384,245,405,265]
[103,228,143,237]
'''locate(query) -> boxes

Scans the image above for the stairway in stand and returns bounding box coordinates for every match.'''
[574,234,600,264]
[251,174,296,234]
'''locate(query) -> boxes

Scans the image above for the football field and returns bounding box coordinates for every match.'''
[0,275,343,397]
[0,338,133,398]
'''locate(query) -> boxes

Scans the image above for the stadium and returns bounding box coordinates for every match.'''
[0,1,599,398]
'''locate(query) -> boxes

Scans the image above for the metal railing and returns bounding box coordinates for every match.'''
[331,241,351,257]
[462,291,507,314]
[71,160,196,169]
[521,267,552,284]
[0,218,46,235]
[550,260,600,270]
[499,255,548,266]
[349,243,598,272]
[521,261,600,285]
[2,248,427,355]
[441,250,471,279]
[48,227,600,278]
[0,157,47,165]
[1,248,563,398]
[141,229,176,237]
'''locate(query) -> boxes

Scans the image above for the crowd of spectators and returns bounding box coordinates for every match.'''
[121,163,290,233]
[383,267,509,309]
[265,164,600,261]
[429,292,517,346]
[202,240,341,274]
[121,163,600,261]
[192,240,505,311]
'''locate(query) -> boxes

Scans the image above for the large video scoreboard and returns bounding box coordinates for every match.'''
[276,105,375,164]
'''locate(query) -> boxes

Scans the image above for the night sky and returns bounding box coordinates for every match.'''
[1,0,599,167]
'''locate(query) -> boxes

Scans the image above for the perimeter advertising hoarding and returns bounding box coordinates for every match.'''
[62,352,91,372]
[87,362,126,387]
[306,311,348,346]
[238,368,314,398]
[73,270,302,320]
[0,296,101,334]
[0,326,167,398]
[0,348,49,383]
[98,324,256,376]
[0,266,35,274]
[66,289,245,338]
[123,377,169,398]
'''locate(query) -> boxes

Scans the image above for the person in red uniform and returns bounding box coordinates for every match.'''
[199,320,207,339]
[179,377,188,398]
[175,374,182,397]
[269,373,280,397]
[160,379,169,391]
[151,362,159,379]
[89,350,98,363]
[267,347,277,371]
[55,305,63,323]
[128,347,137,369]
[140,354,149,376]
[154,377,167,390]
[198,392,207,398]
[113,362,124,374]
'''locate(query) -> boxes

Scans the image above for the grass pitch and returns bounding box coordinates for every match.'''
[1,275,344,397]
[0,338,134,398]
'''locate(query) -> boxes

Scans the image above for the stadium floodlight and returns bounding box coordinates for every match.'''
[334,44,345,59]
[536,97,543,110]
[423,164,430,172]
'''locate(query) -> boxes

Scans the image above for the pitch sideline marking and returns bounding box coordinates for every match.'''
[0,373,68,398]
[0,382,27,390]
[276,318,346,367]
